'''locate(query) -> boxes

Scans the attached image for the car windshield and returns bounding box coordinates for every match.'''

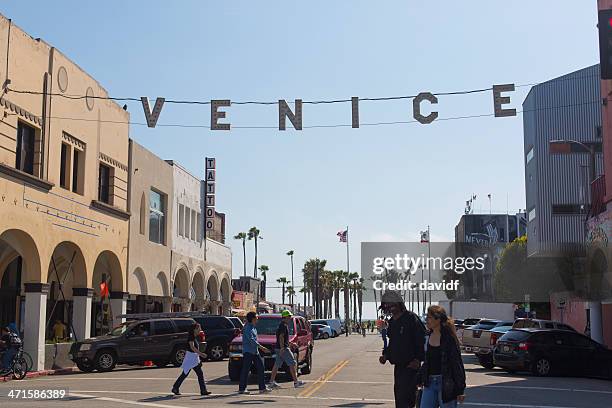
[472,320,499,330]
[499,330,532,342]
[108,322,131,336]
[255,318,295,335]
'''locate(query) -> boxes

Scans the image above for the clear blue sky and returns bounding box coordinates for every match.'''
[3,1,600,309]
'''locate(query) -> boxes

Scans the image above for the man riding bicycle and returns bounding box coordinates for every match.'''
[0,326,22,373]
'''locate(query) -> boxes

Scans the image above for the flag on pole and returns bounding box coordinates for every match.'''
[337,229,348,242]
[99,281,109,299]
[420,230,430,243]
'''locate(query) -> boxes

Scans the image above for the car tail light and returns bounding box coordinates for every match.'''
[518,342,530,351]
[490,333,498,346]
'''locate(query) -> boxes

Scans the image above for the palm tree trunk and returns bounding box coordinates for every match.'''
[344,283,350,326]
[282,283,285,304]
[290,255,294,307]
[358,289,363,325]
[253,237,258,278]
[242,240,246,277]
[352,286,357,323]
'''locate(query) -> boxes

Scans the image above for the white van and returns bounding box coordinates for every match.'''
[310,319,342,337]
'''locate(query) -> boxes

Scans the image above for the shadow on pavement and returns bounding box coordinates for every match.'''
[227,399,277,404]
[330,403,386,407]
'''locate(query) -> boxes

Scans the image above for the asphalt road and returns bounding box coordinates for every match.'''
[1,334,611,407]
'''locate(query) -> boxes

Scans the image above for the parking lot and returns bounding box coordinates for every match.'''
[1,333,611,407]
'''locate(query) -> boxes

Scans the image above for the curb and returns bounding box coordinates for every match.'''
[1,367,78,382]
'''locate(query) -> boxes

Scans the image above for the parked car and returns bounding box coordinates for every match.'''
[310,319,342,337]
[455,317,481,344]
[69,318,200,372]
[494,329,612,379]
[117,312,240,361]
[311,323,333,340]
[475,325,513,369]
[228,317,244,331]
[191,315,241,361]
[461,320,514,353]
[512,319,577,332]
[227,314,314,381]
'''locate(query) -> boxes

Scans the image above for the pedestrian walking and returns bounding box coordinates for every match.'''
[238,312,272,394]
[268,310,305,389]
[345,323,349,337]
[418,305,466,407]
[172,322,210,396]
[378,291,425,408]
[380,318,389,351]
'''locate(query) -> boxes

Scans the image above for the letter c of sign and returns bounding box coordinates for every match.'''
[413,92,439,125]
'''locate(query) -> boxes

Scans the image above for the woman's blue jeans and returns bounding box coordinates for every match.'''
[420,375,457,408]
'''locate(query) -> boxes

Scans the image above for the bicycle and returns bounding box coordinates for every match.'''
[0,347,29,380]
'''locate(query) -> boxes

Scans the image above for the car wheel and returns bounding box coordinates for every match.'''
[153,360,169,367]
[301,348,312,375]
[322,333,330,340]
[76,361,95,373]
[207,342,226,361]
[532,357,552,376]
[171,347,187,367]
[94,350,117,372]
[228,360,242,382]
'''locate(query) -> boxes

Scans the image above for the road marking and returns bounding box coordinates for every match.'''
[297,359,346,398]
[69,390,596,407]
[70,392,187,408]
[299,359,349,398]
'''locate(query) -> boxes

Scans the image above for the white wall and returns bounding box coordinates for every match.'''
[439,300,515,321]
[171,163,204,261]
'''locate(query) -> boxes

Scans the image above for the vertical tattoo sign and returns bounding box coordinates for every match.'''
[205,158,216,234]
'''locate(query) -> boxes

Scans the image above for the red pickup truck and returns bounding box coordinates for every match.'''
[227,314,314,381]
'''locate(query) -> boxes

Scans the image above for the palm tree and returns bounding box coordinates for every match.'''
[277,277,289,304]
[299,287,307,314]
[286,286,295,309]
[356,277,365,325]
[248,227,262,278]
[286,250,295,307]
[302,258,326,319]
[258,265,269,301]
[234,232,247,277]
[348,272,359,324]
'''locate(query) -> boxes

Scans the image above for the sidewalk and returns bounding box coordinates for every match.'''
[1,367,78,383]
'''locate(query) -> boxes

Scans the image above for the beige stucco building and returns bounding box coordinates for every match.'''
[0,15,130,370]
[0,13,233,371]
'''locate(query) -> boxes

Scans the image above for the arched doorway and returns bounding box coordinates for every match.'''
[128,267,157,314]
[206,273,220,314]
[220,276,231,316]
[0,229,42,330]
[172,266,190,312]
[92,251,124,336]
[46,241,87,341]
[191,270,205,311]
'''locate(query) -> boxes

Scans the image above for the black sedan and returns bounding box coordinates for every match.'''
[493,328,612,379]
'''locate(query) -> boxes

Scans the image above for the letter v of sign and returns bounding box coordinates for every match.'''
[141,97,165,128]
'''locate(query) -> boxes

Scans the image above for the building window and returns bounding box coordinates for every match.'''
[98,164,112,204]
[191,209,196,240]
[139,193,146,235]
[16,122,36,175]
[528,207,536,222]
[526,147,534,164]
[71,148,84,195]
[59,143,70,189]
[196,213,202,242]
[179,204,185,236]
[185,207,191,240]
[552,204,587,215]
[149,190,166,245]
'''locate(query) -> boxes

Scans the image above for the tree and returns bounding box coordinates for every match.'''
[248,227,262,278]
[287,250,295,306]
[234,232,247,277]
[286,286,296,309]
[259,265,269,301]
[277,277,289,304]
[494,235,572,303]
[302,258,327,319]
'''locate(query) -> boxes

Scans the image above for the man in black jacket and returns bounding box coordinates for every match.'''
[378,291,425,408]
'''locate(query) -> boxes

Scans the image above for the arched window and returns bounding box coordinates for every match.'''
[139,192,146,235]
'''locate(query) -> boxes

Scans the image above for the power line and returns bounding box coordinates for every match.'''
[4,73,601,106]
[38,99,600,130]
